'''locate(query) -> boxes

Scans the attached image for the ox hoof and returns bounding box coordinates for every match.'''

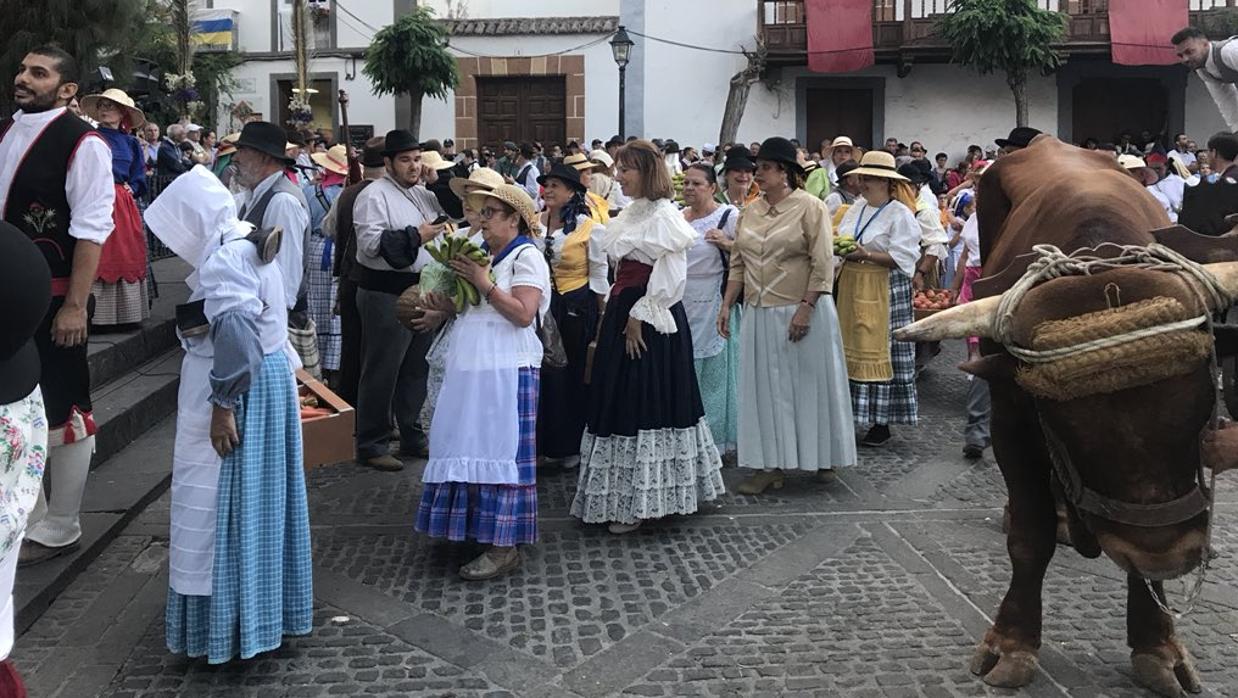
[969,642,1037,688]
[1132,642,1202,697]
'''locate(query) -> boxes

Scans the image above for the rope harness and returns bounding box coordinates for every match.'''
[994,244,1230,619]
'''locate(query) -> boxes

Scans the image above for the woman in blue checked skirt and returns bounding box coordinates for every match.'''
[415,184,550,581]
[146,168,312,663]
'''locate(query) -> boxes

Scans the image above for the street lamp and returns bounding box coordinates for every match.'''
[610,25,634,139]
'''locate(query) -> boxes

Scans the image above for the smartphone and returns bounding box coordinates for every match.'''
[432,214,450,225]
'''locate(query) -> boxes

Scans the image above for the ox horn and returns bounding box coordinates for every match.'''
[893,261,1238,344]
[893,296,1002,342]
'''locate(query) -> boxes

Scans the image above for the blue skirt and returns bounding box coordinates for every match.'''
[693,305,740,454]
[416,367,539,546]
[165,351,313,663]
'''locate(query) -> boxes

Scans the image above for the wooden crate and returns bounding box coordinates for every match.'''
[296,369,355,469]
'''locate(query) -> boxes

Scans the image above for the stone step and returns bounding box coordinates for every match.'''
[15,416,175,635]
[90,349,182,470]
[87,257,191,390]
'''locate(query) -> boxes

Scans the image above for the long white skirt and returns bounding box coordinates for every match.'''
[737,303,857,472]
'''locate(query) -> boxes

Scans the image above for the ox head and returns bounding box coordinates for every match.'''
[898,262,1238,581]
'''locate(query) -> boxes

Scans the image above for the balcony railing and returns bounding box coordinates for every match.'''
[759,0,1238,61]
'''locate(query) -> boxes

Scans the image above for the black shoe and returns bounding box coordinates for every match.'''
[963,444,985,460]
[399,434,429,458]
[861,425,891,447]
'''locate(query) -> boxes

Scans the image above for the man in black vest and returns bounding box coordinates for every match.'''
[1,46,116,565]
[232,122,314,371]
[1175,26,1238,132]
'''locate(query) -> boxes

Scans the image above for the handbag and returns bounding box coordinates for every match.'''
[516,246,568,369]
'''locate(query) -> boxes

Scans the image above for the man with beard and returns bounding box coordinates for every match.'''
[232,121,314,370]
[0,46,115,565]
[351,131,447,470]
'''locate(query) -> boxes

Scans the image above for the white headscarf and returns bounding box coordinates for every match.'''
[145,166,253,289]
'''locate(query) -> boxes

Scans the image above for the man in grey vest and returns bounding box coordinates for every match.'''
[232,122,314,370]
[1175,27,1238,132]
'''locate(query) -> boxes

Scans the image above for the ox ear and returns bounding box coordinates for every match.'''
[1203,421,1238,475]
[959,354,1017,383]
[1153,224,1238,264]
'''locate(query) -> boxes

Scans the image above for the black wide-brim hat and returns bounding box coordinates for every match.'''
[897,158,934,185]
[995,126,1043,150]
[0,222,52,404]
[383,130,421,157]
[755,137,803,174]
[537,163,587,194]
[235,121,296,165]
[722,145,756,173]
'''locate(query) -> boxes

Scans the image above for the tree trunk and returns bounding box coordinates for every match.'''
[718,44,767,148]
[409,94,423,139]
[1008,72,1028,127]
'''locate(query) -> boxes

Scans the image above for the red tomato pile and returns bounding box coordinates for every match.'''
[913,289,953,311]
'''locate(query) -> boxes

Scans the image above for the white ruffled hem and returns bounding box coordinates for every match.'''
[422,457,520,485]
[570,419,725,524]
[629,296,678,334]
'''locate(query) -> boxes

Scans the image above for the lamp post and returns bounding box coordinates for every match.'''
[610,25,634,139]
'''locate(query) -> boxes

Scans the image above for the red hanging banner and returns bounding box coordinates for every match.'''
[1109,0,1188,66]
[806,0,875,73]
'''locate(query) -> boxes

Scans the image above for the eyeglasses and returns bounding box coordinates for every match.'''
[479,206,505,220]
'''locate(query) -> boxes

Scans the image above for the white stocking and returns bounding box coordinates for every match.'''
[25,436,94,548]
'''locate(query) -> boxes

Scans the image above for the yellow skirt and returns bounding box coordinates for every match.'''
[836,261,893,382]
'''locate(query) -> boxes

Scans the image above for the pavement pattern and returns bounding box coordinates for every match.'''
[13,342,1238,697]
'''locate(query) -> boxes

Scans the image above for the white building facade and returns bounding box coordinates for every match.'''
[210,0,1229,160]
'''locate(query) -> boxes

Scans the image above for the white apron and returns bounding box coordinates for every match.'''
[683,275,725,359]
[169,336,222,597]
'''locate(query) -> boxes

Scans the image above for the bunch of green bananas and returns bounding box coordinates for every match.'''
[672,171,686,205]
[426,235,494,313]
[834,234,859,256]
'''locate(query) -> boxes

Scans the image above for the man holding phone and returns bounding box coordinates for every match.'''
[351,130,448,471]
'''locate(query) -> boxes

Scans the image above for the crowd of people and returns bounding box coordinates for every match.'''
[9,33,1238,686]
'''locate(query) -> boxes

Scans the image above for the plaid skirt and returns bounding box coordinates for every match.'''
[416,367,539,546]
[850,271,918,426]
[307,232,341,371]
[165,351,313,663]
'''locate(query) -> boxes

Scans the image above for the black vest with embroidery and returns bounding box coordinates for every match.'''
[0,111,97,287]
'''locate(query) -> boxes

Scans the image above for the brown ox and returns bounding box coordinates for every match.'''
[897,136,1238,697]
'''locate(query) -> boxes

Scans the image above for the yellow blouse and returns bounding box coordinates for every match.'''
[729,189,834,308]
[550,217,599,294]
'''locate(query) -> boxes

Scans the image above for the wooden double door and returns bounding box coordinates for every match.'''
[477,77,566,149]
[806,87,874,152]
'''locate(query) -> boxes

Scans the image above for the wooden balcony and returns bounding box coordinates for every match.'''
[758,0,1238,66]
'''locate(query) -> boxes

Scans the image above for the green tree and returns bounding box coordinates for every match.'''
[936,0,1065,127]
[0,0,146,113]
[364,6,459,137]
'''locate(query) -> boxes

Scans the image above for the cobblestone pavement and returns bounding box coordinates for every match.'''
[14,342,1238,697]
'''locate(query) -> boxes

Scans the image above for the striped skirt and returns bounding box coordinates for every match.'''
[849,271,918,426]
[307,232,341,372]
[165,351,313,664]
[416,367,539,546]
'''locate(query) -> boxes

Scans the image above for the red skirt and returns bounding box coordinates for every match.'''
[95,183,148,284]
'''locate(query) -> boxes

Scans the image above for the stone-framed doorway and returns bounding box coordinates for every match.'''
[453,54,585,151]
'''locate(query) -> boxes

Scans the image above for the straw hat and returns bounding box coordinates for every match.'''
[448,166,505,200]
[826,136,854,152]
[563,153,594,172]
[465,183,542,236]
[311,144,349,176]
[420,150,456,172]
[848,151,909,181]
[81,88,146,129]
[215,132,240,157]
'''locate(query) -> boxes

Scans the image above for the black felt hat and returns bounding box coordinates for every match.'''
[0,224,51,404]
[234,121,295,165]
[755,137,803,174]
[897,158,934,185]
[995,126,1043,150]
[382,130,421,157]
[537,163,587,194]
[722,145,756,172]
